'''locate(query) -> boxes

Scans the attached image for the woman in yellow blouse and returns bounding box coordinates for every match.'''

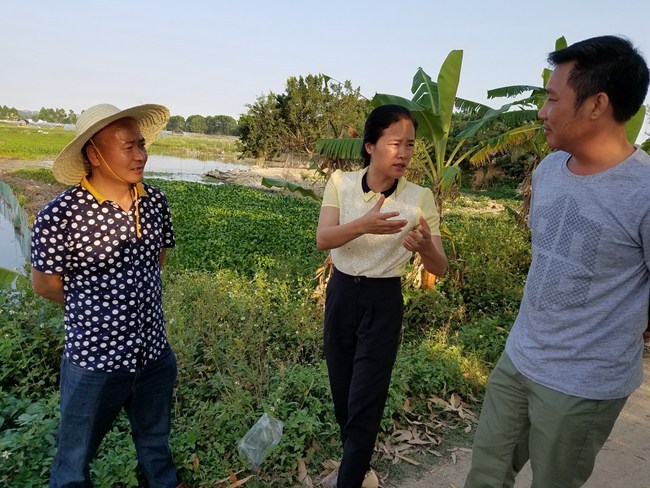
[317,104,448,487]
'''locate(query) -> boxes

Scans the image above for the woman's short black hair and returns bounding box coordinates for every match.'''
[361,104,417,167]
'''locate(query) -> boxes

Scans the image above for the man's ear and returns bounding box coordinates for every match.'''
[590,92,610,120]
[85,142,101,168]
[364,141,374,155]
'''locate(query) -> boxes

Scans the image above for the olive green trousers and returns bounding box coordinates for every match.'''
[464,354,628,488]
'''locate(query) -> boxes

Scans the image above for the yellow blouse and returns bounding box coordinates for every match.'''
[321,168,440,278]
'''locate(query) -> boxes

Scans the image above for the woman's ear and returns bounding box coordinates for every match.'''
[364,141,374,156]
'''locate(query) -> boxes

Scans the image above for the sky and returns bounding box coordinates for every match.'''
[3,0,650,138]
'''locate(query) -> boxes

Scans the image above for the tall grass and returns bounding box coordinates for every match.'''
[0,122,241,161]
[0,123,74,159]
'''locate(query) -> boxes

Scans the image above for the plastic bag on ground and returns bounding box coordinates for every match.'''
[237,412,284,471]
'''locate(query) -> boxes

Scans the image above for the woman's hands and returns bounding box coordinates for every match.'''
[316,195,407,250]
[359,195,408,235]
[402,216,434,254]
[403,217,448,277]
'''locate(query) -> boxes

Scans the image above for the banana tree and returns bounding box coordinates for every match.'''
[319,50,526,212]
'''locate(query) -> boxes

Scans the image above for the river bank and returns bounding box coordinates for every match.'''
[0,159,325,218]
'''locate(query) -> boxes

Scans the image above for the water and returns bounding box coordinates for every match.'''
[145,155,250,182]
[0,182,30,275]
[0,156,249,272]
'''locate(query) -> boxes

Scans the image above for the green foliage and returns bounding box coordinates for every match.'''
[166,115,186,132]
[0,289,64,397]
[372,51,518,208]
[149,132,239,160]
[167,115,239,136]
[238,74,367,161]
[0,391,59,486]
[154,180,325,281]
[0,123,74,159]
[9,167,59,184]
[641,137,650,154]
[445,204,530,316]
[260,177,322,201]
[455,315,513,366]
[36,107,77,124]
[206,115,239,136]
[185,114,208,134]
[0,105,20,121]
[0,268,21,289]
[0,172,532,485]
[238,93,286,161]
[0,287,64,486]
[163,269,333,484]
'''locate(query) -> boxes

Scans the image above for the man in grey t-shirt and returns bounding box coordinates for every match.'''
[465,36,650,488]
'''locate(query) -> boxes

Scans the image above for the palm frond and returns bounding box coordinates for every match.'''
[470,124,541,164]
[315,138,363,160]
[487,85,542,100]
[455,97,492,116]
[261,177,322,202]
[494,109,539,126]
[411,68,439,112]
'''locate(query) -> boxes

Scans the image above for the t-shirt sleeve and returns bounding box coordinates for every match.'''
[160,192,176,248]
[321,170,341,208]
[30,203,67,274]
[417,188,441,236]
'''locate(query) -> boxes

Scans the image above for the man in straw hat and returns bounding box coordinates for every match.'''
[31,103,181,487]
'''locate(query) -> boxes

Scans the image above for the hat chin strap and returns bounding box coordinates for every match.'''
[89,138,142,238]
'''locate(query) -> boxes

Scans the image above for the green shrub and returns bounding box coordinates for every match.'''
[0,391,59,487]
[153,180,326,283]
[444,211,530,318]
[0,289,64,398]
[455,314,514,367]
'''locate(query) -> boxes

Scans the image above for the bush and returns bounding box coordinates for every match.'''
[0,175,531,485]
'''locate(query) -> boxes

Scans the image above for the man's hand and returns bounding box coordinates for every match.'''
[361,195,408,235]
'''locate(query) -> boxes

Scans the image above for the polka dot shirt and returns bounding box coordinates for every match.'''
[31,177,176,372]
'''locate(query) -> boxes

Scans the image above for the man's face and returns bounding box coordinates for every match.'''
[90,117,147,185]
[538,62,593,152]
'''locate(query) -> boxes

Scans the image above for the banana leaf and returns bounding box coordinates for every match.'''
[626,105,646,145]
[261,177,322,202]
[315,138,363,160]
[0,267,21,289]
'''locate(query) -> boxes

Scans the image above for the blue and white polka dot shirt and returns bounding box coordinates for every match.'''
[31,177,176,372]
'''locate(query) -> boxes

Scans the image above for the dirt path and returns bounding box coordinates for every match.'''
[396,358,650,488]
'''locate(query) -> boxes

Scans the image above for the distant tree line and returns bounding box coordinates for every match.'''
[34,107,78,124]
[238,74,368,161]
[166,114,239,136]
[0,105,20,120]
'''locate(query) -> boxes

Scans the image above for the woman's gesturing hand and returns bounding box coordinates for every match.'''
[402,217,434,253]
[362,195,408,235]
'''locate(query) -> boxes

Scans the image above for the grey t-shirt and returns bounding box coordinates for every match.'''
[506,148,650,400]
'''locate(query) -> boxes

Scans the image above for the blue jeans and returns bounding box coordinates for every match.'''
[49,348,178,488]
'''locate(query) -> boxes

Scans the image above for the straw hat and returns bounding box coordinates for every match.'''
[52,103,170,185]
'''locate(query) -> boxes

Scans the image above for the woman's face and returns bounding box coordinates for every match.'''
[364,118,415,179]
